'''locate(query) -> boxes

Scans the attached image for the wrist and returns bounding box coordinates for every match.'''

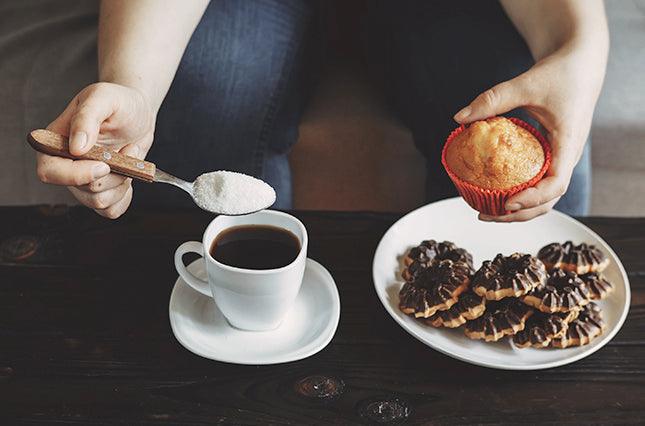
[94,79,158,137]
[98,71,164,116]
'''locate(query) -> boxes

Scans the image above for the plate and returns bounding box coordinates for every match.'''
[170,258,340,365]
[372,197,630,370]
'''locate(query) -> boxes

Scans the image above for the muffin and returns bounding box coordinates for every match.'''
[442,117,551,216]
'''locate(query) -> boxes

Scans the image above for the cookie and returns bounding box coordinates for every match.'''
[551,303,605,348]
[401,240,474,281]
[512,310,579,349]
[522,269,591,313]
[399,259,471,318]
[472,253,547,301]
[404,240,474,270]
[538,241,609,274]
[423,291,486,328]
[464,298,533,342]
[579,272,613,300]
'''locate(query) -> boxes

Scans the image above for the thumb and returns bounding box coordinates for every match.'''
[67,96,115,156]
[454,76,529,124]
[119,143,144,160]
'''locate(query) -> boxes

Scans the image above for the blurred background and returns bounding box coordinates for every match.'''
[1,0,643,215]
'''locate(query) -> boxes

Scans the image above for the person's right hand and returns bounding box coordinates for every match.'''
[37,82,155,218]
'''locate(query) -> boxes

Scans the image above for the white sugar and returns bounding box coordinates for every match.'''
[193,171,276,215]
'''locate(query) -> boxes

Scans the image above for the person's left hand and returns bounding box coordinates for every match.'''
[453,43,606,222]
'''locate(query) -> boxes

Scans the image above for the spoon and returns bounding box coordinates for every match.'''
[27,129,276,215]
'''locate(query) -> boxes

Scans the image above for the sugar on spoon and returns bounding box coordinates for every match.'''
[27,129,276,215]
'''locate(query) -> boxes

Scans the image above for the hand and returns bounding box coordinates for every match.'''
[37,82,155,219]
[453,43,606,222]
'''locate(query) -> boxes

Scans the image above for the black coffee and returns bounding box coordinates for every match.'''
[210,225,300,270]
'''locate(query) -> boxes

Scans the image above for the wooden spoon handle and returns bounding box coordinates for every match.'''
[27,129,156,182]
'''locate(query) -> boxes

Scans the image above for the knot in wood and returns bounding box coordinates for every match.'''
[294,375,344,399]
[0,367,14,379]
[358,397,411,423]
[0,236,38,262]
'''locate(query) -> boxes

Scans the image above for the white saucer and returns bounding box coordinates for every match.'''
[169,258,340,365]
[373,197,631,370]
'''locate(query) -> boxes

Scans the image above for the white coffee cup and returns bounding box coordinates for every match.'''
[174,210,308,331]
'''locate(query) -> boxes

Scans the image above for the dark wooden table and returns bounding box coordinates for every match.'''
[1,206,644,425]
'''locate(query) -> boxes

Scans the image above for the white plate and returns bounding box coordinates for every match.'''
[169,258,340,365]
[373,197,630,370]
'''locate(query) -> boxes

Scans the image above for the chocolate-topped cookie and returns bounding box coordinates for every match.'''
[522,269,591,313]
[537,241,609,274]
[423,290,486,328]
[464,298,533,342]
[579,272,613,300]
[551,302,605,348]
[472,253,547,301]
[399,259,471,318]
[402,240,473,283]
[512,310,578,349]
[404,240,473,270]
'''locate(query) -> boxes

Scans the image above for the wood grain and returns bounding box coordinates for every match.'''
[0,207,643,425]
[28,129,156,182]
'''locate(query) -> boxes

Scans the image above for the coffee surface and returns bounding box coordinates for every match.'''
[210,225,300,270]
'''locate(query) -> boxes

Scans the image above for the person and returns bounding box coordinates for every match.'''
[34,0,608,222]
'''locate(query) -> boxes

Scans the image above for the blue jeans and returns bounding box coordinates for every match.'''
[136,0,591,215]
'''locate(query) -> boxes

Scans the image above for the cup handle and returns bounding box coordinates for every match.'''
[174,241,211,297]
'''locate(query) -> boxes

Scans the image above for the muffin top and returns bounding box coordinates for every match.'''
[445,117,545,190]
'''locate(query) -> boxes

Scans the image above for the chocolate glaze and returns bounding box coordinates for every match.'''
[401,259,428,283]
[405,240,473,270]
[399,259,471,317]
[424,290,486,328]
[472,253,547,300]
[464,298,533,341]
[580,272,613,300]
[512,310,577,348]
[522,269,591,313]
[538,241,608,273]
[551,302,605,348]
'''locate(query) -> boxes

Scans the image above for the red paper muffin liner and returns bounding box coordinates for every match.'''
[441,117,552,216]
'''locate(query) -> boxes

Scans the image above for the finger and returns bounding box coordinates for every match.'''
[74,143,140,193]
[68,179,131,210]
[454,75,530,124]
[37,153,110,186]
[505,132,579,211]
[94,185,133,219]
[479,199,559,223]
[505,176,569,211]
[77,173,128,193]
[68,88,116,156]
[46,96,79,136]
[119,143,142,159]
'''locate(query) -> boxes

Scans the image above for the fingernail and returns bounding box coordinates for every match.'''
[454,106,471,122]
[506,202,522,211]
[92,163,110,179]
[71,132,87,152]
